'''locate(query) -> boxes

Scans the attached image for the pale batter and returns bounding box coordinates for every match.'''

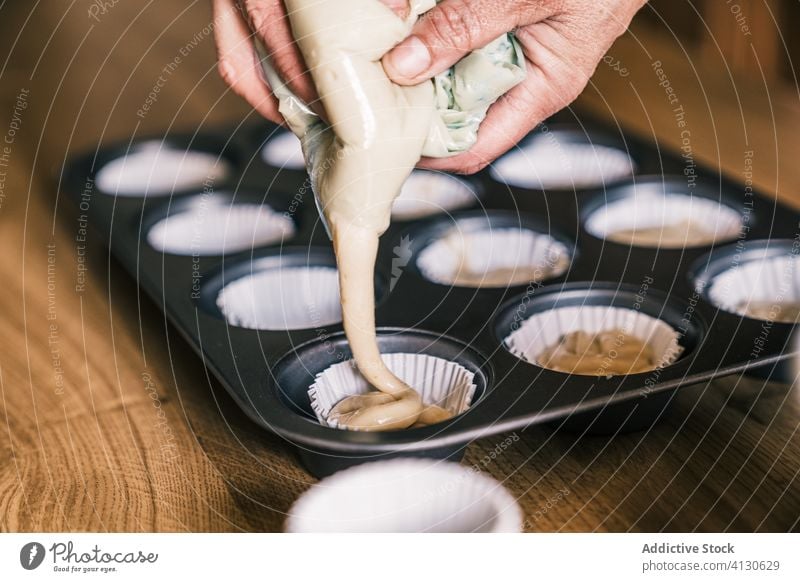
[451,266,545,287]
[261,0,524,430]
[738,301,800,324]
[608,219,718,247]
[537,329,659,376]
[440,230,569,287]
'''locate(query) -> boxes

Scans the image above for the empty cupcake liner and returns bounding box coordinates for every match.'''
[261,131,305,170]
[309,352,477,430]
[704,253,800,323]
[147,201,295,255]
[585,193,743,248]
[504,305,684,375]
[216,266,342,330]
[391,170,478,220]
[416,227,571,288]
[95,142,232,196]
[490,141,635,190]
[285,458,523,532]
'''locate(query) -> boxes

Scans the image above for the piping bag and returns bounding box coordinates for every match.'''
[253,0,526,239]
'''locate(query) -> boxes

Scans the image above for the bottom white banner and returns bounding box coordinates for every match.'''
[1,533,797,581]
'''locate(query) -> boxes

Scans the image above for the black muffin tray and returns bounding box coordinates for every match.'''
[60,113,800,477]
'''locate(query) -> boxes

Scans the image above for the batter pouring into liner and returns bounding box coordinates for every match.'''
[257,0,524,430]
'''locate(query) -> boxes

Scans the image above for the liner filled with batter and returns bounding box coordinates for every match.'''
[585,192,743,249]
[309,352,477,430]
[504,304,684,377]
[704,252,800,324]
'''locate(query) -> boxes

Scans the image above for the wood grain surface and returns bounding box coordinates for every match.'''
[0,1,797,532]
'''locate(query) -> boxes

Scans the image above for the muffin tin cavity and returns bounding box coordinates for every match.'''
[413,211,572,288]
[217,266,340,330]
[146,193,295,255]
[198,249,342,331]
[391,170,479,220]
[496,283,701,373]
[489,127,636,190]
[583,176,743,248]
[271,329,490,424]
[95,139,234,196]
[260,130,305,170]
[693,239,800,323]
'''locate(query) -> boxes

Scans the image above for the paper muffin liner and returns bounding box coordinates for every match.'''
[260,131,305,170]
[309,352,477,430]
[95,142,232,196]
[504,305,684,375]
[704,253,800,323]
[147,201,295,255]
[391,170,478,220]
[490,141,635,190]
[216,266,342,330]
[416,227,571,288]
[285,458,522,532]
[585,193,743,248]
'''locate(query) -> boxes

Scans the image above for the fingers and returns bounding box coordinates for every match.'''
[213,0,282,123]
[418,40,589,174]
[417,3,637,175]
[239,0,320,109]
[382,0,552,85]
[245,0,407,115]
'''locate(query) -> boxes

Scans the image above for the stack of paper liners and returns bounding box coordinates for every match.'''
[309,353,477,430]
[285,458,523,532]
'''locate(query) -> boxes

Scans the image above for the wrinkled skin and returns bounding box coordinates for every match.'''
[213,0,647,173]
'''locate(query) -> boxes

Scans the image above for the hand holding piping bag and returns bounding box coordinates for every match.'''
[214,0,647,173]
[210,0,646,432]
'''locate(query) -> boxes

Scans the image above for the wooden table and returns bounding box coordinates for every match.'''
[0,2,797,532]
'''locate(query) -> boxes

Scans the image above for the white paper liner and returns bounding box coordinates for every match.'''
[585,193,743,248]
[260,131,305,170]
[95,142,232,196]
[416,227,570,288]
[216,266,341,330]
[285,458,522,532]
[705,253,800,322]
[147,201,295,255]
[309,352,476,430]
[490,141,635,190]
[504,305,684,375]
[391,170,478,220]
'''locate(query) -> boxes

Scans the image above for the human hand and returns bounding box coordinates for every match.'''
[214,0,646,173]
[382,0,647,173]
[212,0,408,123]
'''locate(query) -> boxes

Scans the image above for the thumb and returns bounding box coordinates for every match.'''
[382,0,542,85]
